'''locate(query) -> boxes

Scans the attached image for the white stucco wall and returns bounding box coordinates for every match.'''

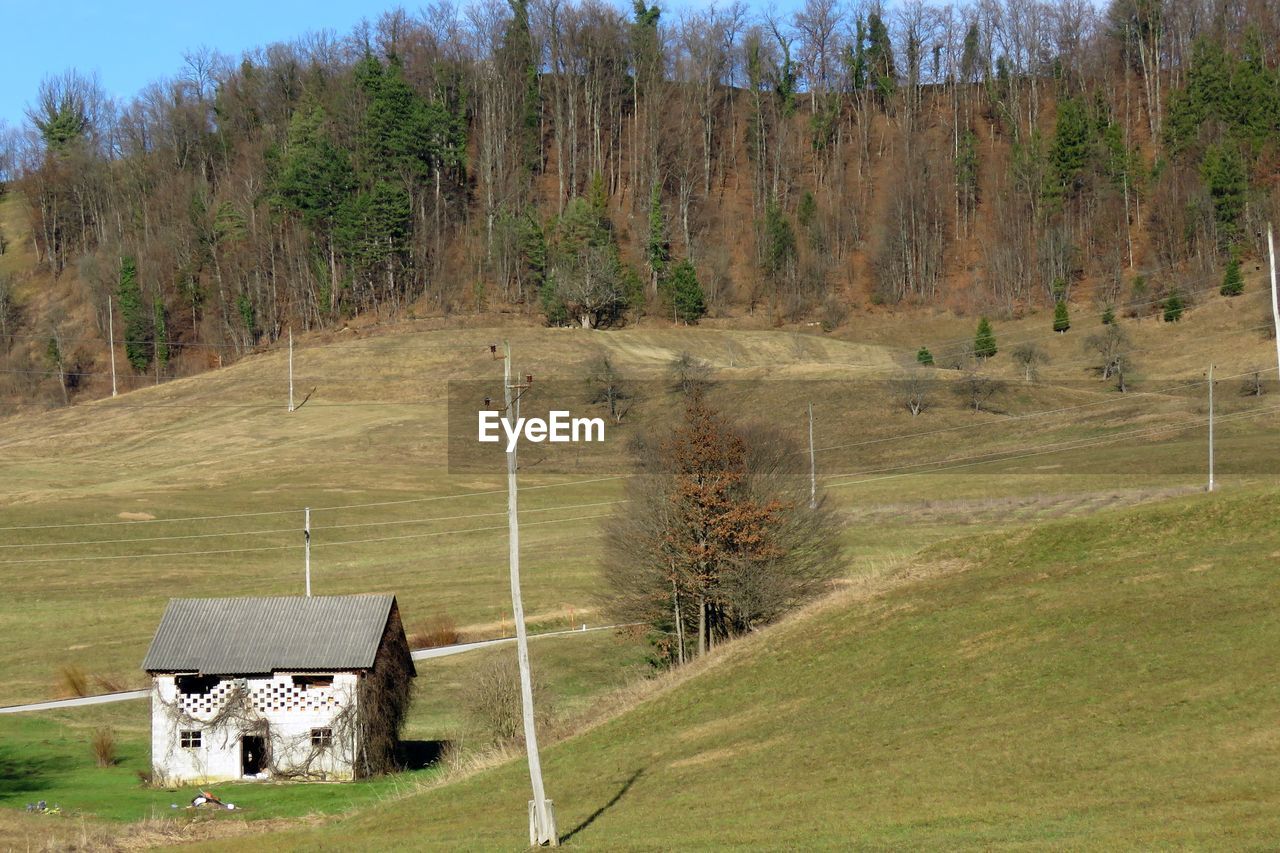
[151,672,361,785]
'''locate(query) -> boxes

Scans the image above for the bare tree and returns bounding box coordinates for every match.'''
[1011,342,1049,381]
[1084,323,1133,391]
[585,354,634,423]
[953,368,1004,412]
[890,371,932,416]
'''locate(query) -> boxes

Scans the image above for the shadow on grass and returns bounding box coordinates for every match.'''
[0,743,77,802]
[559,768,643,844]
[397,740,450,771]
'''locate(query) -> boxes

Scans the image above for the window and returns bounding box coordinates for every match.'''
[310,728,333,748]
[180,730,202,749]
[176,674,219,695]
[293,675,333,690]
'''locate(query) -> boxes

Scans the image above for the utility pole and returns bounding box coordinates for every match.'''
[107,295,118,397]
[303,507,311,597]
[1269,224,1280,379]
[288,328,295,413]
[1207,365,1215,492]
[808,402,816,509]
[497,340,557,847]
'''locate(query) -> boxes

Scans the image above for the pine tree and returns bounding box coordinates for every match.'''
[153,297,168,371]
[1046,97,1091,201]
[1163,292,1184,322]
[974,317,997,359]
[645,182,669,292]
[117,256,150,372]
[1053,300,1071,333]
[1101,305,1116,325]
[665,259,706,324]
[1220,255,1244,296]
[916,347,934,365]
[1201,142,1247,247]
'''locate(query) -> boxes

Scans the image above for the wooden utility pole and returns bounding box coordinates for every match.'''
[1207,365,1215,493]
[500,341,557,847]
[808,402,816,509]
[303,506,311,596]
[288,328,295,413]
[1269,224,1280,379]
[107,295,117,397]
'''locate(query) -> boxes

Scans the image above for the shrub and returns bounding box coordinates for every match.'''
[408,615,462,650]
[462,656,554,746]
[92,727,117,767]
[59,665,88,698]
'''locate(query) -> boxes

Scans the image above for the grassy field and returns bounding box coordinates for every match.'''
[0,299,1274,705]
[198,483,1280,850]
[1,215,1278,848]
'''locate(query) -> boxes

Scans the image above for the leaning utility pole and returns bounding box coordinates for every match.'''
[1207,365,1215,493]
[498,341,557,847]
[288,328,296,413]
[107,295,118,397]
[808,402,816,509]
[303,506,312,596]
[1269,224,1280,379]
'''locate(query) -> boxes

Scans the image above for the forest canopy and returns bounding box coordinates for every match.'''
[0,0,1277,376]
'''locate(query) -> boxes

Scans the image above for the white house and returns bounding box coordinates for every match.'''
[142,594,415,785]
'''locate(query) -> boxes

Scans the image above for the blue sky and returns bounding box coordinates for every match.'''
[1,0,797,129]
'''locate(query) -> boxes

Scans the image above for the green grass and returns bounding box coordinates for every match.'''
[206,485,1280,850]
[0,702,440,824]
[0,628,649,834]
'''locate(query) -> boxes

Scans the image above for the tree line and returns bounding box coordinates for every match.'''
[1,0,1278,382]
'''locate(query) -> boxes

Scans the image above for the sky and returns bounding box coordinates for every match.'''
[1,0,796,130]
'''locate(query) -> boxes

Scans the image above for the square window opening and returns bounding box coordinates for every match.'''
[310,728,333,748]
[180,730,202,749]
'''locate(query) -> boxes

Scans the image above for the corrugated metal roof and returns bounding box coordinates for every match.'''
[142,594,399,674]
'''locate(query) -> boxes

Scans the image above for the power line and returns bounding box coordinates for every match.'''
[823,402,1280,488]
[0,500,628,549]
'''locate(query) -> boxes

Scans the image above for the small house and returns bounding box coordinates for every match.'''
[142,594,415,785]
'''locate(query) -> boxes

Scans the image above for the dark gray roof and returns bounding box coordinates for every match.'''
[142,594,402,674]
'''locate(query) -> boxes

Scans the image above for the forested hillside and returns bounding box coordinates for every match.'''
[0,0,1277,403]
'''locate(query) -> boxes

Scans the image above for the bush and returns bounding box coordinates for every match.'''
[91,727,117,767]
[461,656,554,746]
[59,665,88,698]
[408,615,461,650]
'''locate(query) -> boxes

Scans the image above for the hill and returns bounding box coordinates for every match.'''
[199,484,1280,849]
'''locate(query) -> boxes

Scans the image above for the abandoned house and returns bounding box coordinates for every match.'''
[142,593,415,785]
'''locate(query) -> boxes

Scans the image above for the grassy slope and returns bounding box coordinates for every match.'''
[5,302,1273,705]
[209,484,1280,850]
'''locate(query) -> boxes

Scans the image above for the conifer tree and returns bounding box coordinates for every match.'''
[117,256,149,372]
[1054,300,1071,333]
[1163,292,1184,322]
[645,182,669,293]
[665,259,706,324]
[974,317,997,359]
[1101,306,1116,326]
[1221,255,1244,296]
[916,346,934,366]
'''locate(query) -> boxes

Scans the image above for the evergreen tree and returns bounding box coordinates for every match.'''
[117,256,150,372]
[1163,292,1184,322]
[1221,255,1244,296]
[1054,299,1071,333]
[665,259,706,324]
[645,182,669,292]
[762,197,797,280]
[1101,305,1116,325]
[1046,97,1091,201]
[974,317,997,359]
[153,297,168,370]
[916,346,934,366]
[1201,142,1247,247]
